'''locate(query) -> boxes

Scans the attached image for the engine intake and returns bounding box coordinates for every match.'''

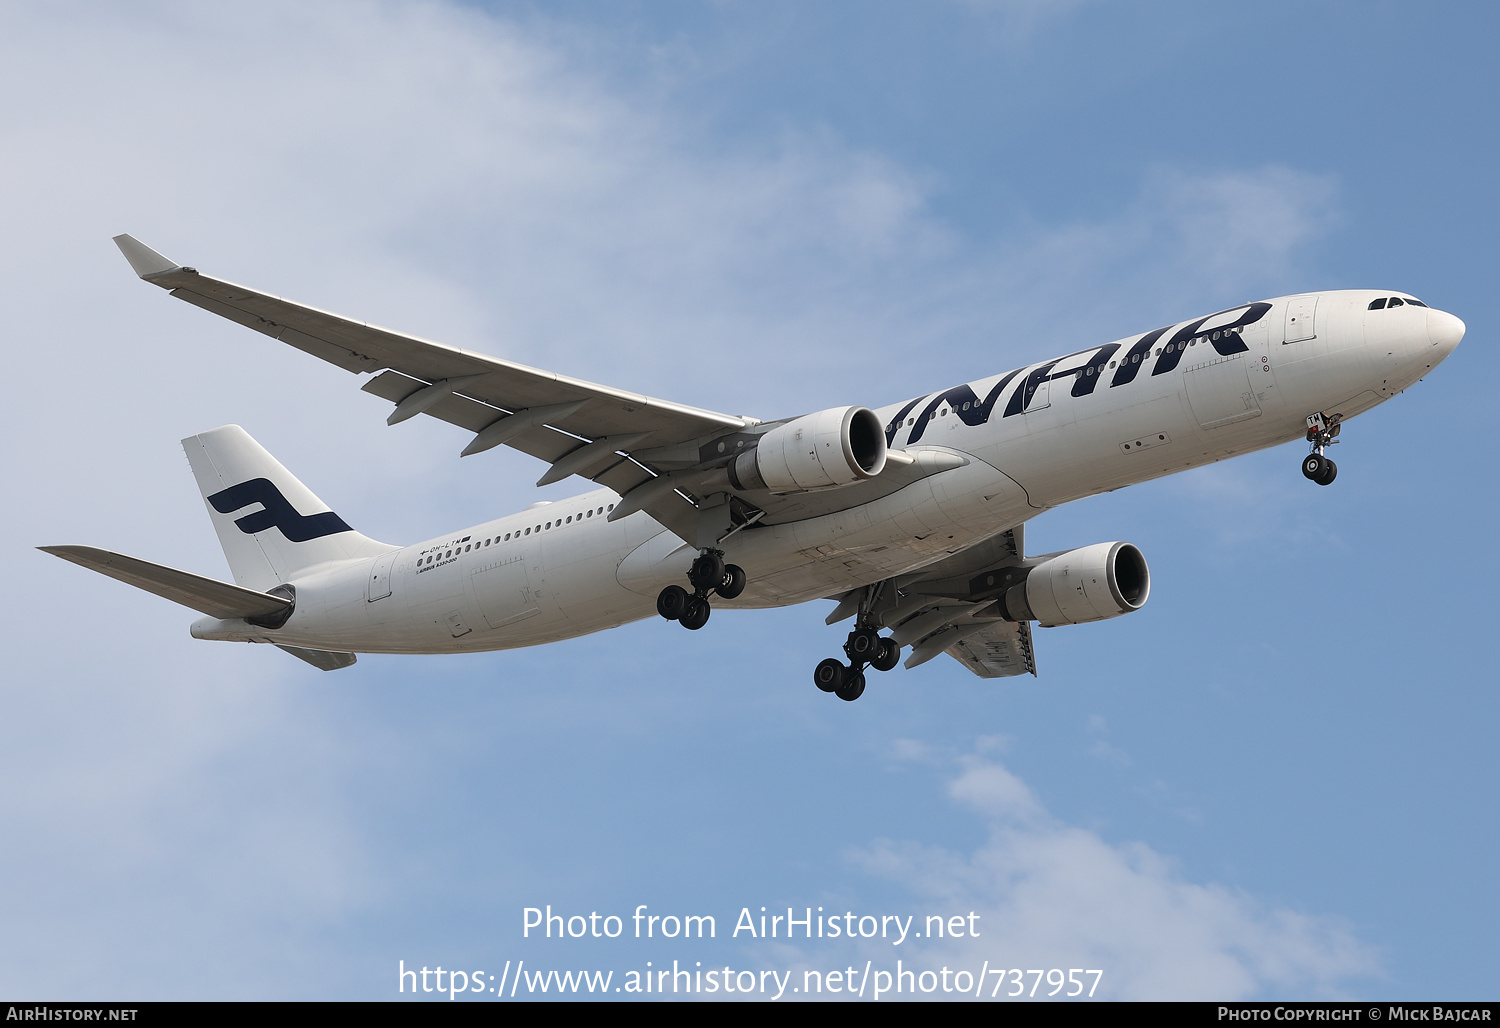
[1000,542,1149,626]
[726,406,887,494]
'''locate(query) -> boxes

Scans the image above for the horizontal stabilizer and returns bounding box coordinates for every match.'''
[38,545,292,620]
[275,644,357,671]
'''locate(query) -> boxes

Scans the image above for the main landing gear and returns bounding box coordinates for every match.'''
[656,548,746,631]
[1302,412,1341,486]
[813,588,901,702]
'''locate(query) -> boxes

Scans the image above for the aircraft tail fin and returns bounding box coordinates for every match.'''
[182,425,394,590]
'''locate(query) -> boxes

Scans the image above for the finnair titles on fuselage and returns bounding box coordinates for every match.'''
[41,236,1464,700]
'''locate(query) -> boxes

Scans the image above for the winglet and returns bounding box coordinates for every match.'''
[112,234,182,279]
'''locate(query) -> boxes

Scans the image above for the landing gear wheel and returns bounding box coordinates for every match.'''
[1302,453,1329,482]
[846,627,880,661]
[657,585,690,620]
[1316,459,1337,486]
[689,552,726,591]
[835,671,866,702]
[679,597,711,630]
[717,564,747,600]
[871,637,900,672]
[814,658,845,693]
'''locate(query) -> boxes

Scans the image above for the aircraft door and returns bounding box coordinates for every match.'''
[1023,377,1050,413]
[367,550,396,602]
[1285,295,1318,343]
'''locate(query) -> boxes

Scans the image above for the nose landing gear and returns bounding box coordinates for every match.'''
[656,548,746,631]
[1302,413,1341,486]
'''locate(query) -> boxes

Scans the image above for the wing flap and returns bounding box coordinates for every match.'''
[113,236,750,448]
[361,369,625,467]
[945,619,1037,678]
[360,369,689,531]
[114,235,761,542]
[884,525,1038,678]
[39,545,293,621]
[363,370,513,433]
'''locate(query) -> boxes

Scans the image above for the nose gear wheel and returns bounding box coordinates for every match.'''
[1302,453,1337,485]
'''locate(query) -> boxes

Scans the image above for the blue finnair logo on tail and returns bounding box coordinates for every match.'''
[207,478,354,542]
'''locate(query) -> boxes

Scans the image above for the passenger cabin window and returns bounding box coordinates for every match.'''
[1369,298,1387,309]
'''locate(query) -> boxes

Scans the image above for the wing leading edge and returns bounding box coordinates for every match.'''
[112,235,754,537]
[39,544,291,621]
[41,544,358,671]
[113,235,981,550]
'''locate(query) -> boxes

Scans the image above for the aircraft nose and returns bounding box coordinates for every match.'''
[1426,309,1466,357]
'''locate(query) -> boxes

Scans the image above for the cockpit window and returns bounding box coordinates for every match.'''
[1370,296,1428,310]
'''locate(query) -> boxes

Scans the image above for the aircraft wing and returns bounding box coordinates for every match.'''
[113,235,753,537]
[942,620,1037,678]
[902,525,1037,677]
[826,525,1039,678]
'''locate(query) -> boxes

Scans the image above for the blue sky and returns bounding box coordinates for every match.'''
[2,0,1495,1001]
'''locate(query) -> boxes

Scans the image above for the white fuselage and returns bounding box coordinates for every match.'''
[192,289,1462,654]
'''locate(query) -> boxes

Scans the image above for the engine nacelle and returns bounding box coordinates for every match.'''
[726,406,887,493]
[1001,542,1150,627]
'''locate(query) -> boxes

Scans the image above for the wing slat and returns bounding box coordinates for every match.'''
[114,236,751,452]
[117,236,916,543]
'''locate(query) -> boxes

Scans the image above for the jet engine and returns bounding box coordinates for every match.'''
[998,541,1150,626]
[725,406,888,493]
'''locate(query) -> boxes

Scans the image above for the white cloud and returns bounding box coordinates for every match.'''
[989,165,1339,334]
[850,747,1379,999]
[0,0,1351,998]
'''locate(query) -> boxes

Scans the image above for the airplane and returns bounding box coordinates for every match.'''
[39,235,1465,700]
